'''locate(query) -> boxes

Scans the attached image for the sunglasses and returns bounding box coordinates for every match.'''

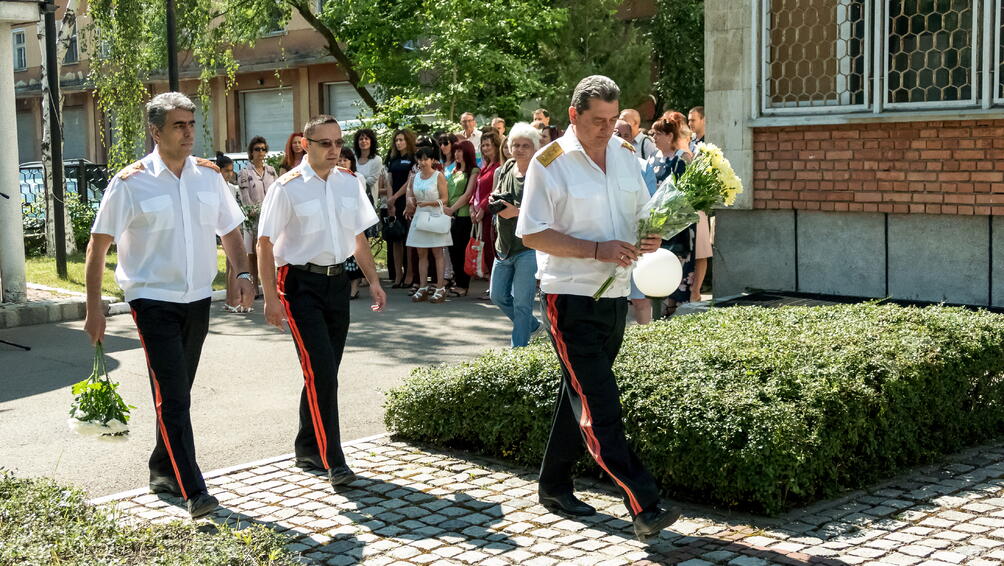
[438,141,450,146]
[305,137,344,149]
[253,146,268,152]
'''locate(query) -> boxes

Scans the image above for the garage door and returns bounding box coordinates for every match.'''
[325,82,371,129]
[241,88,293,151]
[17,111,37,164]
[62,106,87,159]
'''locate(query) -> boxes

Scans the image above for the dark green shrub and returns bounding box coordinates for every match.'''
[0,472,299,565]
[384,304,1004,514]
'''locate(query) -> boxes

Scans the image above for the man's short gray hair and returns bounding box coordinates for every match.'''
[570,75,620,114]
[507,122,541,153]
[147,92,196,130]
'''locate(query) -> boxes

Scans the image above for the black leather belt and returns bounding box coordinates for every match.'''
[291,263,345,276]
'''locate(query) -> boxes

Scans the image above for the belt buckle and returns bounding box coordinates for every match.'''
[326,265,337,276]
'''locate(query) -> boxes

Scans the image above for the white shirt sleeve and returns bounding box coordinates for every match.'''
[515,159,555,238]
[91,177,132,239]
[363,156,383,188]
[257,183,292,243]
[216,174,246,236]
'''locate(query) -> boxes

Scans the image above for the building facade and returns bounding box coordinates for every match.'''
[12,0,370,165]
[709,0,1004,306]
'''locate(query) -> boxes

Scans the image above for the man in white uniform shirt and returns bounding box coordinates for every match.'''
[516,76,681,541]
[84,92,252,518]
[257,115,386,488]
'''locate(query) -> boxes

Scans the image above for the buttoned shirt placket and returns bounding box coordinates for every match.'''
[575,138,618,237]
[176,161,195,292]
[323,175,341,262]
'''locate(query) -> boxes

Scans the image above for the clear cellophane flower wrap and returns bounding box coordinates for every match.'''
[67,342,133,441]
[592,143,744,300]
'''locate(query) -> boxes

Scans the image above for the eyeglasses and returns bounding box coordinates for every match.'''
[438,141,450,146]
[253,146,268,152]
[305,137,344,149]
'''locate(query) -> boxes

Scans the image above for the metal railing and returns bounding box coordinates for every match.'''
[20,160,110,221]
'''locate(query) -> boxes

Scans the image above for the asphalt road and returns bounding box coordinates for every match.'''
[0,279,515,497]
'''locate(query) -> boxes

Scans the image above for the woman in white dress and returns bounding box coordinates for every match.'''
[405,146,453,303]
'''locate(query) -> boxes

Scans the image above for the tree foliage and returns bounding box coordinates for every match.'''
[537,0,653,126]
[647,0,704,115]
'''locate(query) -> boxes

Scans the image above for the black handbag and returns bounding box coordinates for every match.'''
[381,216,408,242]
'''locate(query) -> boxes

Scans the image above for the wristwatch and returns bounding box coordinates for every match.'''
[236,272,253,282]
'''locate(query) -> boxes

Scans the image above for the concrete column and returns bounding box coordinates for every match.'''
[0,22,27,303]
[705,0,754,209]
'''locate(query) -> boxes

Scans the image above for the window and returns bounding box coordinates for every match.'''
[63,22,78,64]
[13,29,27,71]
[324,82,372,129]
[756,0,1002,115]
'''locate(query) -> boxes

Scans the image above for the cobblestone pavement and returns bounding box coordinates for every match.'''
[94,434,1004,565]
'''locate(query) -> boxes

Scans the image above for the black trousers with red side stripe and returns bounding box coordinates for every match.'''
[277,265,351,470]
[538,292,661,517]
[130,297,211,500]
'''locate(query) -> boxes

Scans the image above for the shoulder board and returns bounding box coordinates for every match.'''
[195,158,220,173]
[536,142,564,167]
[278,169,302,185]
[621,141,636,153]
[117,161,145,180]
[337,166,356,177]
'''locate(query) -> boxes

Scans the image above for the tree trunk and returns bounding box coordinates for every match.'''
[289,0,379,112]
[38,0,79,257]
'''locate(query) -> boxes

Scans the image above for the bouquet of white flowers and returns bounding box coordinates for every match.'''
[592,143,743,300]
[67,342,133,441]
[242,203,262,231]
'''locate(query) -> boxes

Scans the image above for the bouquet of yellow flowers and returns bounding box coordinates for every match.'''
[592,143,743,300]
[67,342,133,441]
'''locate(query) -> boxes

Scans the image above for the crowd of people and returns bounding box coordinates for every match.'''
[213,103,712,347]
[83,78,688,539]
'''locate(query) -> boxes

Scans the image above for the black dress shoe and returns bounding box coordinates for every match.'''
[294,457,325,472]
[328,465,356,487]
[632,505,682,542]
[149,477,182,497]
[187,492,219,518]
[538,491,596,516]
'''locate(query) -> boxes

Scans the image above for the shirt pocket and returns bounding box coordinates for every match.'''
[294,199,324,234]
[566,181,605,221]
[139,195,172,231]
[197,191,219,227]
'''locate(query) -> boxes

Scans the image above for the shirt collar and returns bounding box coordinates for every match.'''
[145,147,193,179]
[299,161,320,183]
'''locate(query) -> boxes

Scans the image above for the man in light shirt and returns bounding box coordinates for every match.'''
[257,115,386,489]
[84,92,252,518]
[517,76,681,541]
[688,106,706,144]
[532,108,551,126]
[619,108,656,160]
[457,112,483,165]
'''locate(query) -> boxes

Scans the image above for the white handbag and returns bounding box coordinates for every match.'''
[414,202,452,234]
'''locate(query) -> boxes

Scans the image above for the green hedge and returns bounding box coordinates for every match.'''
[0,472,298,566]
[385,304,1004,514]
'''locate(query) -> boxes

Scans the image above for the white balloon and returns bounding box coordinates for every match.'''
[632,248,683,298]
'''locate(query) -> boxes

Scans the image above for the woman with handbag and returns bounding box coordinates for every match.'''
[443,140,480,297]
[405,146,453,303]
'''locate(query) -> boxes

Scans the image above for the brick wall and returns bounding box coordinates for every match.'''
[752,119,1004,215]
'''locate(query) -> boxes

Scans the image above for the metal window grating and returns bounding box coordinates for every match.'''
[763,0,870,111]
[885,0,977,107]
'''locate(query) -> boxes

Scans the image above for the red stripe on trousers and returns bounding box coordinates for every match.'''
[276,265,330,469]
[131,310,189,500]
[546,294,643,515]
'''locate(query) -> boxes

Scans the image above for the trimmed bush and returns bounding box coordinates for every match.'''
[385,304,1004,514]
[0,472,299,565]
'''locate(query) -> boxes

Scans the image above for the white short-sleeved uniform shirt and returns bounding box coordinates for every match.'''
[257,161,379,267]
[516,128,649,298]
[91,150,244,303]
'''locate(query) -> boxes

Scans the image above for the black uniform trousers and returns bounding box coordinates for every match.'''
[276,265,350,470]
[130,297,211,500]
[538,292,661,517]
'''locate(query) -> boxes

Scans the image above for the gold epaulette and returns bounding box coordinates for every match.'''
[536,142,563,167]
[621,141,636,153]
[195,158,220,173]
[117,161,145,180]
[337,166,356,177]
[277,169,302,185]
